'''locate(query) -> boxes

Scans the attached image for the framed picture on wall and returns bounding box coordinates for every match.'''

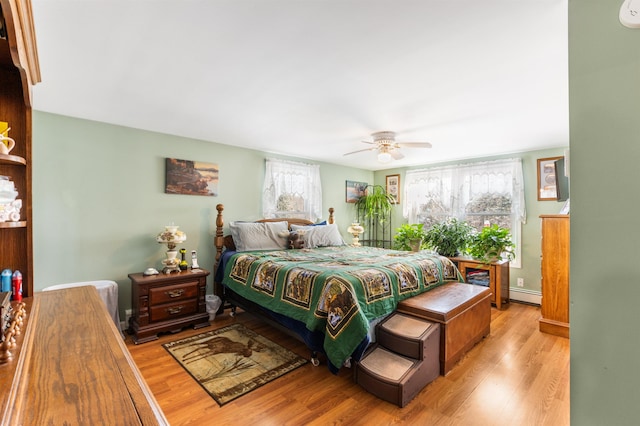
[165,158,219,196]
[345,180,367,203]
[537,156,562,201]
[386,174,400,204]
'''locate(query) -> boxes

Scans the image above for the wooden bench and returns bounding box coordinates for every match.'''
[397,282,491,375]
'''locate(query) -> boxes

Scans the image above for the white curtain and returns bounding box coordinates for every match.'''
[262,158,323,221]
[403,158,526,266]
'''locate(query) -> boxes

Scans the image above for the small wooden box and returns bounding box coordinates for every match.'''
[355,345,439,407]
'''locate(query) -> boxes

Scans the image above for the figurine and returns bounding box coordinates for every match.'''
[288,231,304,249]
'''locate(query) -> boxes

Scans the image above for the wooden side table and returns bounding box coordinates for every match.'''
[128,269,210,344]
[449,257,510,310]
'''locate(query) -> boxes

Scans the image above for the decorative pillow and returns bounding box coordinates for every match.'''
[229,221,289,252]
[291,223,345,248]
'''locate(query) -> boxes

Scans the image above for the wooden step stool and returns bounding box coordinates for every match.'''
[397,282,491,375]
[377,312,440,362]
[355,313,440,407]
[355,345,434,408]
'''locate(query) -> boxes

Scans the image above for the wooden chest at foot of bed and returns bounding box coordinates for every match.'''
[397,282,491,375]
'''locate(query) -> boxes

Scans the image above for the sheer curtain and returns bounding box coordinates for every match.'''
[404,158,525,266]
[262,158,323,221]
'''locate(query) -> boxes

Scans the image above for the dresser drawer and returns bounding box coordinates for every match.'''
[149,280,199,304]
[150,299,198,322]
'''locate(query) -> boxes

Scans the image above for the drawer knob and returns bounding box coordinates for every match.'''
[167,306,183,315]
[165,289,185,298]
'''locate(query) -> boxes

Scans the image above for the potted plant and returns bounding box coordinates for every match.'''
[355,184,395,222]
[467,224,515,263]
[423,218,474,257]
[393,223,427,251]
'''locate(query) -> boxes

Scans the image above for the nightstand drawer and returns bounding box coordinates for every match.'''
[150,299,198,322]
[149,281,199,304]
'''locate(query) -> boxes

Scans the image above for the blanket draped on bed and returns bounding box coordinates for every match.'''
[222,246,461,369]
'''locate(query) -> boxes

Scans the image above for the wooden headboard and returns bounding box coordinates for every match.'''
[213,204,335,268]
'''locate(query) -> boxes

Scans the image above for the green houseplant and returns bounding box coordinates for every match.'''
[423,218,474,257]
[354,185,395,222]
[393,223,427,251]
[468,224,515,263]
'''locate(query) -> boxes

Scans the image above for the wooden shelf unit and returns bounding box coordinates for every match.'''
[449,257,510,310]
[539,214,570,338]
[0,0,41,298]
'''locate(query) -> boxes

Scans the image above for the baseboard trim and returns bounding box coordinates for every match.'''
[509,288,541,306]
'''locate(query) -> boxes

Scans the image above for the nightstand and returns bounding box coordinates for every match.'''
[128,269,210,344]
[449,257,510,310]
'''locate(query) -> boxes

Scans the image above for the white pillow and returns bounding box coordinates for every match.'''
[229,221,289,252]
[291,223,345,248]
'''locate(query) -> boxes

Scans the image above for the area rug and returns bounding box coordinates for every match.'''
[162,323,308,405]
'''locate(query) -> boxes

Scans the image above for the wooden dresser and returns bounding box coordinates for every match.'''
[539,215,570,338]
[1,286,168,424]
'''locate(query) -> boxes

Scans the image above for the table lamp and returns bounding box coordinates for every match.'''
[347,222,364,246]
[156,225,187,274]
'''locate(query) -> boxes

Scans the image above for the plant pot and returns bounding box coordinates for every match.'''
[409,238,423,252]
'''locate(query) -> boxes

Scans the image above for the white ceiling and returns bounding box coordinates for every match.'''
[31,0,568,171]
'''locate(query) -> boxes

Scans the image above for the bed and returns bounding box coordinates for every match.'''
[213,204,462,372]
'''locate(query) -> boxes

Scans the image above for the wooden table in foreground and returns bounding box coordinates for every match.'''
[1,286,168,425]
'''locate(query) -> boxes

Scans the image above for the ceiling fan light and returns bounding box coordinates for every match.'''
[377,151,393,163]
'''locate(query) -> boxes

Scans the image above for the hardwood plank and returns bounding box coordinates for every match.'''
[126,302,569,425]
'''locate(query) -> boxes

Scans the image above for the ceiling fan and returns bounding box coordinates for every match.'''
[344,131,432,163]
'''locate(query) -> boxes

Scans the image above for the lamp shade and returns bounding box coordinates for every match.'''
[347,223,364,234]
[377,151,392,163]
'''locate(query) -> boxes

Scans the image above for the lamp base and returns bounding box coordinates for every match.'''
[161,264,181,274]
[161,250,181,274]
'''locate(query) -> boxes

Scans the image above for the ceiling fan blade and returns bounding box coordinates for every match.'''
[343,147,377,156]
[361,140,376,145]
[396,142,433,148]
[390,150,405,160]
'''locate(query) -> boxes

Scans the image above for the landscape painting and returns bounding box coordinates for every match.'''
[345,180,367,203]
[165,158,219,196]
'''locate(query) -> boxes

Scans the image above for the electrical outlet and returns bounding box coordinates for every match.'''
[517,278,524,287]
[125,309,132,322]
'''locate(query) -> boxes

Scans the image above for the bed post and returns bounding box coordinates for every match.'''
[214,204,225,298]
[329,207,334,224]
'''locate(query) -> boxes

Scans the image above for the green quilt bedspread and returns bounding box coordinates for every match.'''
[222,245,462,368]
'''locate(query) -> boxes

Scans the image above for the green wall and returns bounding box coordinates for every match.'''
[570,1,640,423]
[32,111,372,314]
[375,148,567,298]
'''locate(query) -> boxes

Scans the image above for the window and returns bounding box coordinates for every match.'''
[262,158,322,221]
[404,158,525,267]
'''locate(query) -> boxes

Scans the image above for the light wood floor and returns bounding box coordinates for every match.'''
[126,302,569,425]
